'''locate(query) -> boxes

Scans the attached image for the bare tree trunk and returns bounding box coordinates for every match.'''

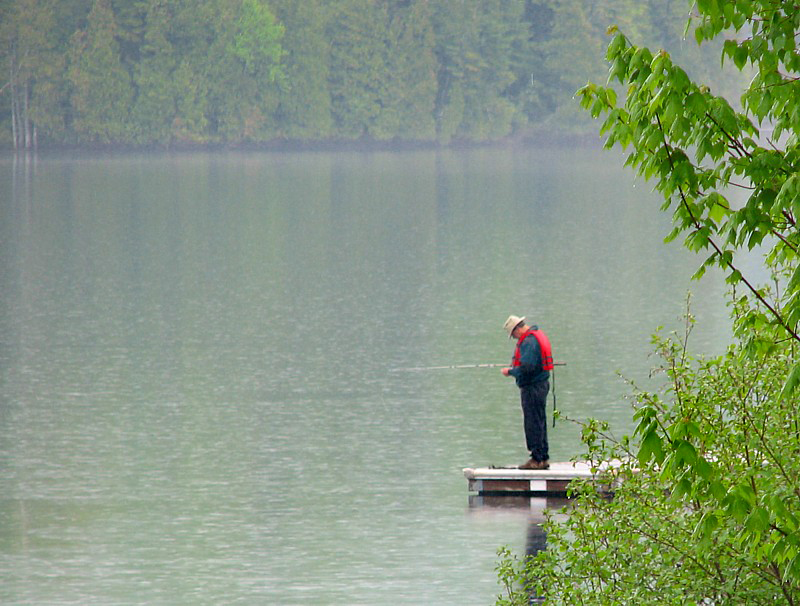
[23,80,31,149]
[9,61,19,150]
[11,93,20,150]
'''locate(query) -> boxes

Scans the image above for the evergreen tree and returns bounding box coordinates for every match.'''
[0,0,66,148]
[201,0,285,141]
[505,0,557,128]
[271,0,334,140]
[326,0,388,139]
[0,0,759,147]
[68,0,134,142]
[130,0,177,144]
[169,0,217,140]
[373,0,437,141]
[170,58,209,142]
[464,0,528,138]
[110,0,148,69]
[431,0,528,141]
[528,0,607,132]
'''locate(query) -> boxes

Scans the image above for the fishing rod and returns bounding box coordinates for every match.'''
[391,361,566,427]
[391,362,507,371]
[390,362,566,371]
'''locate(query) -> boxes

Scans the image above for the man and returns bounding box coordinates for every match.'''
[501,315,553,470]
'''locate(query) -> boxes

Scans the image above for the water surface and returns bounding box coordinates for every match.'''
[1,147,731,604]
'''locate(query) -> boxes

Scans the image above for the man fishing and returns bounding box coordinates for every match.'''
[501,315,554,470]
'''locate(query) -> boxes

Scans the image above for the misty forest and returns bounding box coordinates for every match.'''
[1,0,742,149]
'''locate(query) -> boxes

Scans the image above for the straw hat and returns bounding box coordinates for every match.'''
[503,315,526,338]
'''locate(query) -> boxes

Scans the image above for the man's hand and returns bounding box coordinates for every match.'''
[501,368,511,376]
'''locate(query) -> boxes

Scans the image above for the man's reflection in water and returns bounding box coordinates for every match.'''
[469,495,569,605]
[526,517,548,604]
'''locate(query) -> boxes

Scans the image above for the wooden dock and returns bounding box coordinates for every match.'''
[464,461,613,497]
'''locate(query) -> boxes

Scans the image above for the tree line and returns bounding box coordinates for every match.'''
[1,0,729,149]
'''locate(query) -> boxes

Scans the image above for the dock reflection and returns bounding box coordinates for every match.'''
[469,495,570,604]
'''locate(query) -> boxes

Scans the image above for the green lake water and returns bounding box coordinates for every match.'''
[1,147,733,604]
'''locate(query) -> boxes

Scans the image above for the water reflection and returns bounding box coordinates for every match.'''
[469,495,570,604]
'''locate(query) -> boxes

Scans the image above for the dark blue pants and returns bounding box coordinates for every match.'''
[520,380,550,462]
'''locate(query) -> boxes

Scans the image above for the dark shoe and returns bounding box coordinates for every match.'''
[518,459,550,470]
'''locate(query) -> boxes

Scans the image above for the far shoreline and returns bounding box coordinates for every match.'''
[1,130,603,157]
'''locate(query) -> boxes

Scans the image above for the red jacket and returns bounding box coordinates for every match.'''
[510,327,553,386]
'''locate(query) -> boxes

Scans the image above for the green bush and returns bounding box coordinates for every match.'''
[498,304,800,604]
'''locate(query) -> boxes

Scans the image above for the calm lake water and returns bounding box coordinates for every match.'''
[1,146,733,604]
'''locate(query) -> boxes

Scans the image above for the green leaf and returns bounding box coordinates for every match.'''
[675,440,697,467]
[694,511,719,540]
[686,228,710,251]
[694,456,713,481]
[638,429,664,465]
[672,477,692,499]
[780,361,800,399]
[707,194,728,223]
[745,507,770,534]
[734,45,749,69]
